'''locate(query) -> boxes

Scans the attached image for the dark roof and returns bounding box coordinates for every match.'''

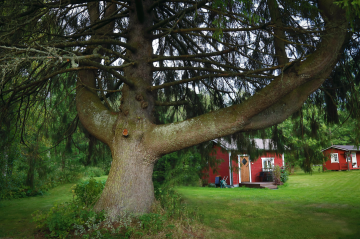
[321,145,360,152]
[213,138,278,151]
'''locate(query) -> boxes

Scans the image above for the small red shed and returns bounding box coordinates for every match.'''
[321,145,360,171]
[203,138,285,187]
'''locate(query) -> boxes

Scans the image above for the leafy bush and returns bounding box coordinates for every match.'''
[153,151,205,188]
[0,172,49,199]
[138,213,166,234]
[273,165,281,185]
[33,178,202,238]
[33,202,107,238]
[280,167,289,183]
[73,178,106,207]
[33,178,108,238]
[83,167,105,178]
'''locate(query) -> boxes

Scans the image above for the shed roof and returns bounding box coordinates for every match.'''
[321,145,360,152]
[213,138,278,151]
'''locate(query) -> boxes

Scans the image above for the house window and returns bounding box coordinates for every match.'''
[351,152,357,168]
[262,158,274,171]
[330,153,339,163]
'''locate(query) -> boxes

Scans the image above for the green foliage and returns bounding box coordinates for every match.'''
[32,177,201,238]
[273,165,281,185]
[138,213,166,234]
[73,178,106,207]
[277,102,360,173]
[32,178,108,238]
[334,0,360,30]
[280,167,289,183]
[0,169,68,200]
[153,150,205,190]
[33,201,106,239]
[82,166,106,178]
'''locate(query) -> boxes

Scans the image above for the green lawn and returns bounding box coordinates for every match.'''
[0,176,108,238]
[0,183,75,238]
[1,173,359,238]
[176,170,360,239]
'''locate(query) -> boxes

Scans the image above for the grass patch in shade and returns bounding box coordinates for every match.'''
[0,182,75,238]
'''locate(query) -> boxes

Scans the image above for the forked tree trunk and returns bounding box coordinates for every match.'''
[76,0,348,217]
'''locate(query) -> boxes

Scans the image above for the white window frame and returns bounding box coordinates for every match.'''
[351,152,357,167]
[330,153,339,163]
[261,157,274,171]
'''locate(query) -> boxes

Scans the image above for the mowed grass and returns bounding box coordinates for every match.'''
[176,170,360,239]
[1,173,359,238]
[0,176,107,238]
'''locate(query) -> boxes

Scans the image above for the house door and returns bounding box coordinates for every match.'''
[240,156,250,182]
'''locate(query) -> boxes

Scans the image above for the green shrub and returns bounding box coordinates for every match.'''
[280,167,289,183]
[83,167,105,178]
[33,202,107,238]
[33,178,201,238]
[0,172,50,199]
[73,178,106,207]
[33,178,107,238]
[138,213,166,234]
[273,165,281,185]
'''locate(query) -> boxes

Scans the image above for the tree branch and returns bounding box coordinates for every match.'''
[81,59,134,87]
[155,100,189,106]
[76,68,117,146]
[146,0,207,32]
[152,25,270,38]
[268,0,289,65]
[144,0,348,156]
[150,48,236,62]
[149,65,284,91]
[51,39,137,53]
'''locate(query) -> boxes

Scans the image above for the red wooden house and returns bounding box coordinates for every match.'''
[203,138,285,187]
[321,145,360,171]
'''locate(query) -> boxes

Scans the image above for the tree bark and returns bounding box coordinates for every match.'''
[94,139,156,217]
[268,0,289,65]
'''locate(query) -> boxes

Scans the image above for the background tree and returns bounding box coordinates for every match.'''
[0,0,358,217]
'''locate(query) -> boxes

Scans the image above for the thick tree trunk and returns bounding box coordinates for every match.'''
[94,139,156,217]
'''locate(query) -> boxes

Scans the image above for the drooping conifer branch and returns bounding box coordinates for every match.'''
[155,100,189,106]
[150,48,236,62]
[153,25,270,39]
[149,64,284,91]
[1,66,97,95]
[147,0,208,32]
[145,0,348,157]
[50,39,136,53]
[81,60,134,87]
[151,66,228,73]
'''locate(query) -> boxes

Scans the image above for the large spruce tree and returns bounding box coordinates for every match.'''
[0,0,353,216]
